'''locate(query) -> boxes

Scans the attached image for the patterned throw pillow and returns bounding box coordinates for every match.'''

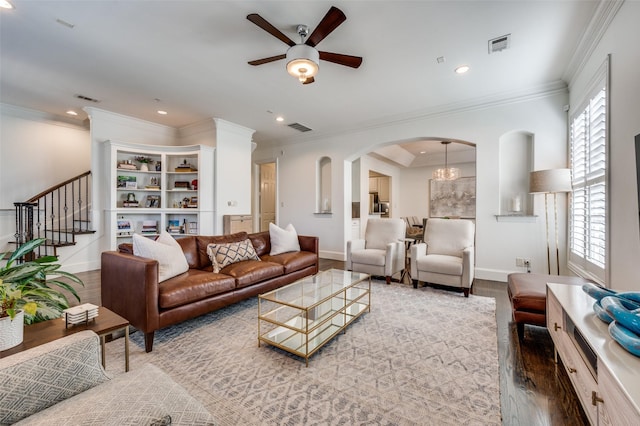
[207,239,260,273]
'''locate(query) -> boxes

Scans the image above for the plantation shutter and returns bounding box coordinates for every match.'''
[569,64,608,283]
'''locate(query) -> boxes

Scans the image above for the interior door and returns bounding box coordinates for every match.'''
[260,162,276,231]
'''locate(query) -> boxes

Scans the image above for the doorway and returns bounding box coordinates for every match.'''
[259,162,276,231]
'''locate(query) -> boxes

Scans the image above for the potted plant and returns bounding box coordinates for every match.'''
[0,238,83,351]
[134,156,153,171]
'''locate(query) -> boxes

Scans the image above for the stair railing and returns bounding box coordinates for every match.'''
[14,171,92,260]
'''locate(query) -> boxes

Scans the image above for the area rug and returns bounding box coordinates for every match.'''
[104,280,501,425]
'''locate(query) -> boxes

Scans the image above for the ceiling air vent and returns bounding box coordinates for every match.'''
[74,94,101,103]
[287,122,312,132]
[488,34,510,54]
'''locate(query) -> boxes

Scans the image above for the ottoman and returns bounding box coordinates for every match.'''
[507,273,594,340]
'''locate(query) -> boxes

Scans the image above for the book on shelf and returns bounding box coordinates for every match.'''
[167,219,183,234]
[117,162,137,170]
[141,220,158,234]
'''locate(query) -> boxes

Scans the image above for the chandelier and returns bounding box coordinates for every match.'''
[432,141,461,181]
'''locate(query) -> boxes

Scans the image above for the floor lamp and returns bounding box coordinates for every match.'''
[529,169,572,275]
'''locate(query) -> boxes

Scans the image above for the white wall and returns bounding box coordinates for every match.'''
[398,162,476,221]
[568,0,640,291]
[0,104,90,252]
[254,91,569,281]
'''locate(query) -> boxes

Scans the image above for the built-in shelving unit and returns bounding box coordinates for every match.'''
[104,140,215,249]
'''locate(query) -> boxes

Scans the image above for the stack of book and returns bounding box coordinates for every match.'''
[62,303,99,326]
[167,220,182,234]
[141,220,158,234]
[117,162,137,170]
[175,161,195,172]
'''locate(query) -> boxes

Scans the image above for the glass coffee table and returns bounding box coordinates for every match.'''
[258,269,371,366]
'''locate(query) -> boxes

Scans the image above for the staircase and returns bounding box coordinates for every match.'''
[14,171,94,260]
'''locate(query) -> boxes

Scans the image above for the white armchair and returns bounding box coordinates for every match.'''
[347,218,405,284]
[410,218,475,297]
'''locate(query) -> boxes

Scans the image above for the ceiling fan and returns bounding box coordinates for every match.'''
[247,6,363,84]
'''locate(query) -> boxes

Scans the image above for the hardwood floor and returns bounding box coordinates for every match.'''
[73,260,588,425]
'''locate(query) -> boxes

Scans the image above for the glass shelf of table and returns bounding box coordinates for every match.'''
[258,269,370,366]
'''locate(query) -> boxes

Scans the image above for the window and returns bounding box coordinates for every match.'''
[569,62,608,283]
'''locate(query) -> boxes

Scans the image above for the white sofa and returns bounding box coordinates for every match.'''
[0,330,216,425]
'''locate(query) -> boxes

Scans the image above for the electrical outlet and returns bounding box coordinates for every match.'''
[516,257,524,267]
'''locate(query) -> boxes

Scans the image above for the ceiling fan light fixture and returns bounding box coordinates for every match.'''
[286,44,319,83]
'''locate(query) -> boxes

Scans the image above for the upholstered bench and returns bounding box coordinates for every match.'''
[507,273,594,340]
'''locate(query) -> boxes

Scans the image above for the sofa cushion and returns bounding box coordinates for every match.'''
[261,251,317,274]
[158,270,236,309]
[176,236,199,269]
[15,363,216,426]
[206,239,260,273]
[133,232,189,282]
[0,331,109,425]
[196,232,248,269]
[418,254,463,276]
[269,223,301,255]
[350,249,386,266]
[221,260,284,289]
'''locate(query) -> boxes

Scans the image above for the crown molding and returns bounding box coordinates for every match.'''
[563,0,624,86]
[1,103,88,131]
[258,80,568,149]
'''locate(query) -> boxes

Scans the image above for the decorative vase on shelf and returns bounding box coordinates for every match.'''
[0,310,24,351]
[140,163,149,172]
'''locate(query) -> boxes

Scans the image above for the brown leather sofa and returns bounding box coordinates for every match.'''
[101,231,319,352]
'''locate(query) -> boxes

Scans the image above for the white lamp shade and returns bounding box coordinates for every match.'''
[529,169,572,193]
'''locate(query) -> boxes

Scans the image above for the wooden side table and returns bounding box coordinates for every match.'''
[0,307,130,372]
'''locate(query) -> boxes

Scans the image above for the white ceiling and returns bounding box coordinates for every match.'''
[0,1,600,163]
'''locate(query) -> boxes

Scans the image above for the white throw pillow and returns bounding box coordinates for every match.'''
[269,223,301,255]
[133,231,189,282]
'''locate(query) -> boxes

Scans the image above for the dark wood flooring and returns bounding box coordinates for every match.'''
[73,259,588,425]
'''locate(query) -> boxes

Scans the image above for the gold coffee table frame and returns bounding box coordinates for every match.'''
[258,269,371,366]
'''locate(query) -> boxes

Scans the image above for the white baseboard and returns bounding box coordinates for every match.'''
[474,268,514,283]
[319,250,345,261]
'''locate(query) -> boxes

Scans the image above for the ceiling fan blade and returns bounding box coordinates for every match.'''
[306,6,346,47]
[302,76,315,85]
[319,51,363,69]
[248,54,286,66]
[247,13,296,47]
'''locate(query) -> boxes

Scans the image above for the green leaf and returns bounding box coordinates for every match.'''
[5,238,45,267]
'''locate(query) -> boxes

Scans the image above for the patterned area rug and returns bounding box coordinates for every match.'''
[104,280,501,425]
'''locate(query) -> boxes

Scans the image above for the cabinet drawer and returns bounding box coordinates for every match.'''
[598,362,640,425]
[559,344,598,425]
[547,289,564,347]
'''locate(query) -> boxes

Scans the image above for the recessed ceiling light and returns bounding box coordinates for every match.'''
[0,1,14,10]
[455,65,470,74]
[66,110,78,116]
[420,151,426,154]
[157,110,168,115]
[276,116,284,122]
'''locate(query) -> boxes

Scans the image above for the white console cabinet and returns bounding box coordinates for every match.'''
[547,283,640,425]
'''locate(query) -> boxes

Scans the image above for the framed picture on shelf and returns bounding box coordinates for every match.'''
[117,175,136,188]
[145,195,160,208]
[187,196,198,208]
[117,219,133,236]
